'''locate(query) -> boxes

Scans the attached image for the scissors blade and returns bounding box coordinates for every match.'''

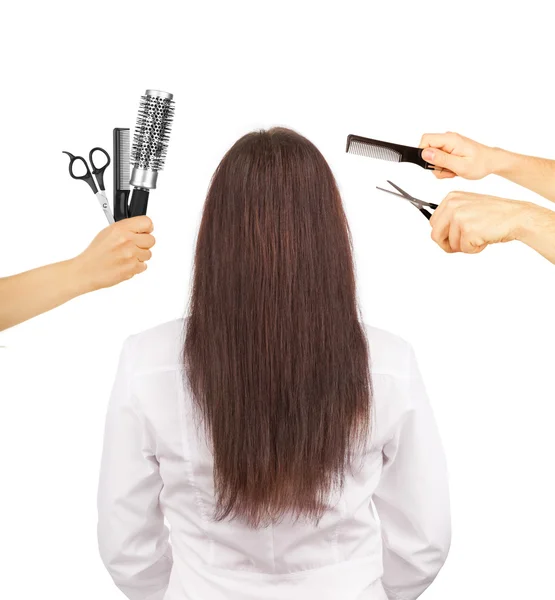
[96,191,115,224]
[386,180,414,199]
[376,186,425,210]
[384,181,438,209]
[376,186,408,201]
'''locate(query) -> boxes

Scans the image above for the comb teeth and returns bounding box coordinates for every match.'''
[131,94,175,171]
[347,139,402,163]
[116,129,130,190]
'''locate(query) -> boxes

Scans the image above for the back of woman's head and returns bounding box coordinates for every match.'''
[184,127,371,528]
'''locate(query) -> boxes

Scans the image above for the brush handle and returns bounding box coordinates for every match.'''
[129,188,150,217]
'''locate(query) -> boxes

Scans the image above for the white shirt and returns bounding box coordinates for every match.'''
[98,319,450,600]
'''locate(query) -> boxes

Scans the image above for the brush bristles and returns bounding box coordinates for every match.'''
[117,129,130,190]
[347,140,402,162]
[131,95,175,171]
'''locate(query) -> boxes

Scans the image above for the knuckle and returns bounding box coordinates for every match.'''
[122,243,135,259]
[459,222,470,236]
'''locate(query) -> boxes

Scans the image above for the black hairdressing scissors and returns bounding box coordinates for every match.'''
[62,147,114,224]
[376,180,438,220]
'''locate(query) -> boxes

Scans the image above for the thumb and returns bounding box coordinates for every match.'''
[125,215,154,234]
[422,147,464,174]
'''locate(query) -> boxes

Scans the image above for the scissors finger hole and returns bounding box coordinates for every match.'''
[70,157,89,178]
[90,147,110,171]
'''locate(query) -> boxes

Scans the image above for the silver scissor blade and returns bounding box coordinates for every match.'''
[386,180,419,202]
[95,192,115,224]
[380,183,436,209]
[376,186,425,209]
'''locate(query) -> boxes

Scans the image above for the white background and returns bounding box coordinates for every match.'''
[1,1,554,598]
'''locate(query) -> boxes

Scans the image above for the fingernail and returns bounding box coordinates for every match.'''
[422,149,434,160]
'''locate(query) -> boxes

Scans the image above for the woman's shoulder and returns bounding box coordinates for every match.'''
[362,323,413,380]
[123,318,185,375]
[121,319,415,381]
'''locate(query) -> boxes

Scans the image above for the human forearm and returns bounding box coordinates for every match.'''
[420,133,555,203]
[0,259,88,331]
[490,148,555,203]
[0,217,155,332]
[514,203,555,264]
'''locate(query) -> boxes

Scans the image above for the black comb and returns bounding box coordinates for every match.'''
[346,134,434,170]
[113,128,130,221]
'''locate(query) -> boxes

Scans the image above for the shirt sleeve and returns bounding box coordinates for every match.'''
[97,337,173,600]
[372,345,451,600]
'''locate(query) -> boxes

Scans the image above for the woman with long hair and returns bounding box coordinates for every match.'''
[97,127,450,600]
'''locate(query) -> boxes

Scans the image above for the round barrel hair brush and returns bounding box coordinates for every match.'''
[128,89,175,217]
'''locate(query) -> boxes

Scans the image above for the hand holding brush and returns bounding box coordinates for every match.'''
[0,217,155,332]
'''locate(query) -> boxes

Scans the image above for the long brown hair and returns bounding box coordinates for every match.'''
[184,127,371,528]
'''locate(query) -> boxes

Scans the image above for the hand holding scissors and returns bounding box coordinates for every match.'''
[63,147,114,224]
